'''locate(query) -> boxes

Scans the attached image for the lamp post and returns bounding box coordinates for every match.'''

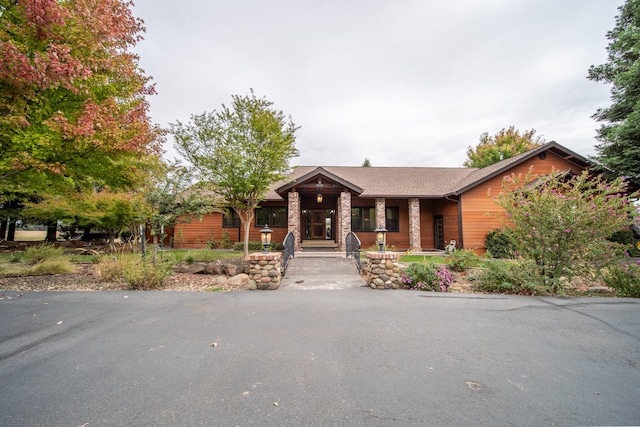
[374,225,387,252]
[260,224,272,253]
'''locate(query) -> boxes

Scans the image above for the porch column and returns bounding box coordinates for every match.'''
[408,198,422,252]
[375,198,386,229]
[338,191,351,251]
[287,191,301,251]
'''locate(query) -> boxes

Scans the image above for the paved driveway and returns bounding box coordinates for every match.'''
[1,288,639,426]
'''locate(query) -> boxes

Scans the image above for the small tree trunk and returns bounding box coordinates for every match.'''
[6,220,16,241]
[45,221,58,242]
[81,226,92,241]
[243,218,250,259]
[0,217,7,240]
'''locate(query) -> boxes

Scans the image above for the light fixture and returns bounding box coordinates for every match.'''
[316,193,323,203]
[374,225,387,252]
[260,224,272,253]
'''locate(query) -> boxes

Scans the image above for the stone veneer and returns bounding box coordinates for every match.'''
[362,251,402,289]
[287,191,301,251]
[375,198,386,231]
[338,191,351,251]
[247,252,282,290]
[408,198,422,252]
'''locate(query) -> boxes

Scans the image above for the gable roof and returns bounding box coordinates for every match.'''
[450,141,590,195]
[264,141,591,201]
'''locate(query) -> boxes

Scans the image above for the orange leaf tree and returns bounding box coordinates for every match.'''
[0,0,163,203]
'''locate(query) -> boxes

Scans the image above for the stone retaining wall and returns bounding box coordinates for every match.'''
[362,251,402,289]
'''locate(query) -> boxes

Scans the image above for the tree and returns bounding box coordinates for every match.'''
[171,90,299,259]
[588,0,640,184]
[24,190,145,244]
[143,161,219,246]
[493,169,639,290]
[464,127,545,168]
[0,0,163,202]
[362,158,371,167]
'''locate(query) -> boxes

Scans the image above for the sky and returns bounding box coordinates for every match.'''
[131,0,623,168]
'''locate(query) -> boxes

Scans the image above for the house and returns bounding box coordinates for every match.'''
[172,141,590,253]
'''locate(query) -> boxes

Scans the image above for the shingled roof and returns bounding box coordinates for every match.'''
[264,141,591,201]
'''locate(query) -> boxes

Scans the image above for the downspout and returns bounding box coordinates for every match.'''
[445,195,463,249]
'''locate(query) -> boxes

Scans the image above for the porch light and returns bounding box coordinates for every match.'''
[316,193,323,203]
[374,225,387,252]
[260,224,272,253]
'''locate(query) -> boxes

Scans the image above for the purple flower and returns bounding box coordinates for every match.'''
[564,228,571,233]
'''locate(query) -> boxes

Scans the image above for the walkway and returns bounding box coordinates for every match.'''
[281,256,366,290]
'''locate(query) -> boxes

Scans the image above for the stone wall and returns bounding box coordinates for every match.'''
[248,252,282,290]
[362,251,402,289]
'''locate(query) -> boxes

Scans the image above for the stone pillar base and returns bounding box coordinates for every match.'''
[362,252,402,289]
[248,252,282,290]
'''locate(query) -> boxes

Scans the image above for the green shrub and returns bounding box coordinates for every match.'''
[232,241,284,251]
[601,261,640,297]
[485,228,518,259]
[96,254,173,290]
[22,244,65,264]
[608,230,640,257]
[401,263,452,292]
[472,260,544,295]
[446,249,480,272]
[219,231,233,249]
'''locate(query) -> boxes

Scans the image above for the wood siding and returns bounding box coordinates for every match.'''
[460,152,585,253]
[173,203,289,249]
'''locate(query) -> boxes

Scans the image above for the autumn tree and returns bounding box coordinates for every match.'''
[588,0,640,184]
[0,0,163,204]
[172,91,299,259]
[464,127,545,168]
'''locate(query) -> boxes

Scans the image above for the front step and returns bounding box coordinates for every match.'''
[300,240,337,251]
[300,240,338,249]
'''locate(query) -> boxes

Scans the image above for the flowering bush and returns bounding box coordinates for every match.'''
[446,249,481,272]
[601,259,640,298]
[494,169,639,291]
[402,263,452,292]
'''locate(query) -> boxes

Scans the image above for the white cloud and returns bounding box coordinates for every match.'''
[133,0,623,167]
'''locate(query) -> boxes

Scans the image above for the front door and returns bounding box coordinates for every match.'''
[311,210,325,239]
[434,215,444,249]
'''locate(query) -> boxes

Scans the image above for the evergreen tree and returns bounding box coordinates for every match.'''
[588,0,640,183]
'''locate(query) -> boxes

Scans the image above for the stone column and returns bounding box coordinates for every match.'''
[375,198,386,230]
[338,191,351,251]
[287,191,301,251]
[248,252,282,290]
[408,198,422,252]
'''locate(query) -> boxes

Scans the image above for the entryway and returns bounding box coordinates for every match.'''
[280,257,366,290]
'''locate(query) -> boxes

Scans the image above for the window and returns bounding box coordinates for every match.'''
[351,207,399,232]
[351,207,375,232]
[255,207,287,227]
[385,207,399,232]
[223,211,240,228]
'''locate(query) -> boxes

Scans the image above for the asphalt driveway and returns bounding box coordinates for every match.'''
[1,288,639,426]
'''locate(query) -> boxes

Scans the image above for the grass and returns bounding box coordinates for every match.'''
[0,244,75,277]
[165,249,243,263]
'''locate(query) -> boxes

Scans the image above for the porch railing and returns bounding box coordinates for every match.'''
[282,231,295,275]
[345,231,361,271]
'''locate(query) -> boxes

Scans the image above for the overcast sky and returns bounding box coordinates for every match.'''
[132,0,622,168]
